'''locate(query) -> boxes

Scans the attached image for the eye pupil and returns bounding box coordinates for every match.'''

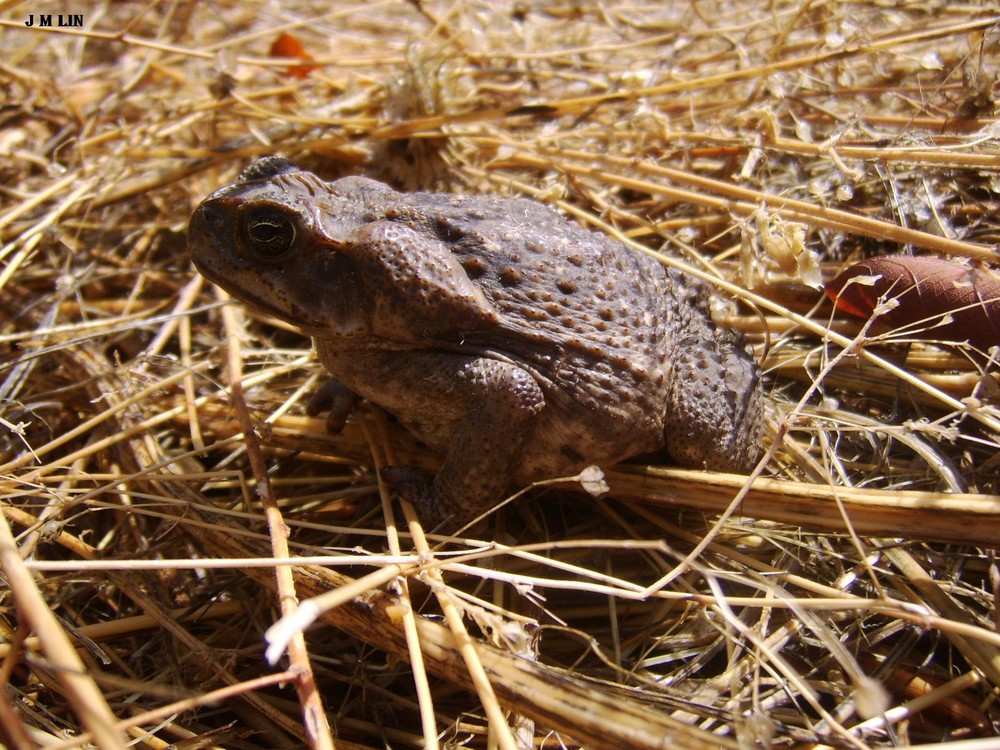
[244,208,295,258]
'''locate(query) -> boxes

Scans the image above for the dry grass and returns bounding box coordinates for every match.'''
[1,1,999,748]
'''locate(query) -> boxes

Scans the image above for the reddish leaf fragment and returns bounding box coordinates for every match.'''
[269,32,316,79]
[825,255,1000,360]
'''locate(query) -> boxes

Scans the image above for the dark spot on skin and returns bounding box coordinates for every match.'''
[433,218,465,244]
[500,267,522,286]
[567,254,584,266]
[545,303,563,316]
[599,307,614,321]
[556,279,578,294]
[462,256,488,278]
[560,444,584,463]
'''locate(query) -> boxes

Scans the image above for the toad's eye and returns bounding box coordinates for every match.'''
[243,207,296,260]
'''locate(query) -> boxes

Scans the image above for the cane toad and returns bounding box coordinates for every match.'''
[189,157,763,527]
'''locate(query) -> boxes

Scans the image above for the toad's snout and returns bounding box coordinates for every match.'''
[187,200,233,274]
[191,202,226,231]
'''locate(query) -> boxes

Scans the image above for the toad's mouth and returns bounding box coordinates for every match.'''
[190,255,329,335]
[232,292,330,336]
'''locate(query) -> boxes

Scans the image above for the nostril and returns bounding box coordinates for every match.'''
[196,204,224,227]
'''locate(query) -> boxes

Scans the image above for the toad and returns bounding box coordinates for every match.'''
[189,157,763,527]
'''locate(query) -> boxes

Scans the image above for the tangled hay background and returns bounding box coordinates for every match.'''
[1,2,999,748]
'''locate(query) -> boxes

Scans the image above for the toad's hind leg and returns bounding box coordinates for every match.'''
[665,325,764,474]
[320,342,548,530]
[409,358,545,528]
